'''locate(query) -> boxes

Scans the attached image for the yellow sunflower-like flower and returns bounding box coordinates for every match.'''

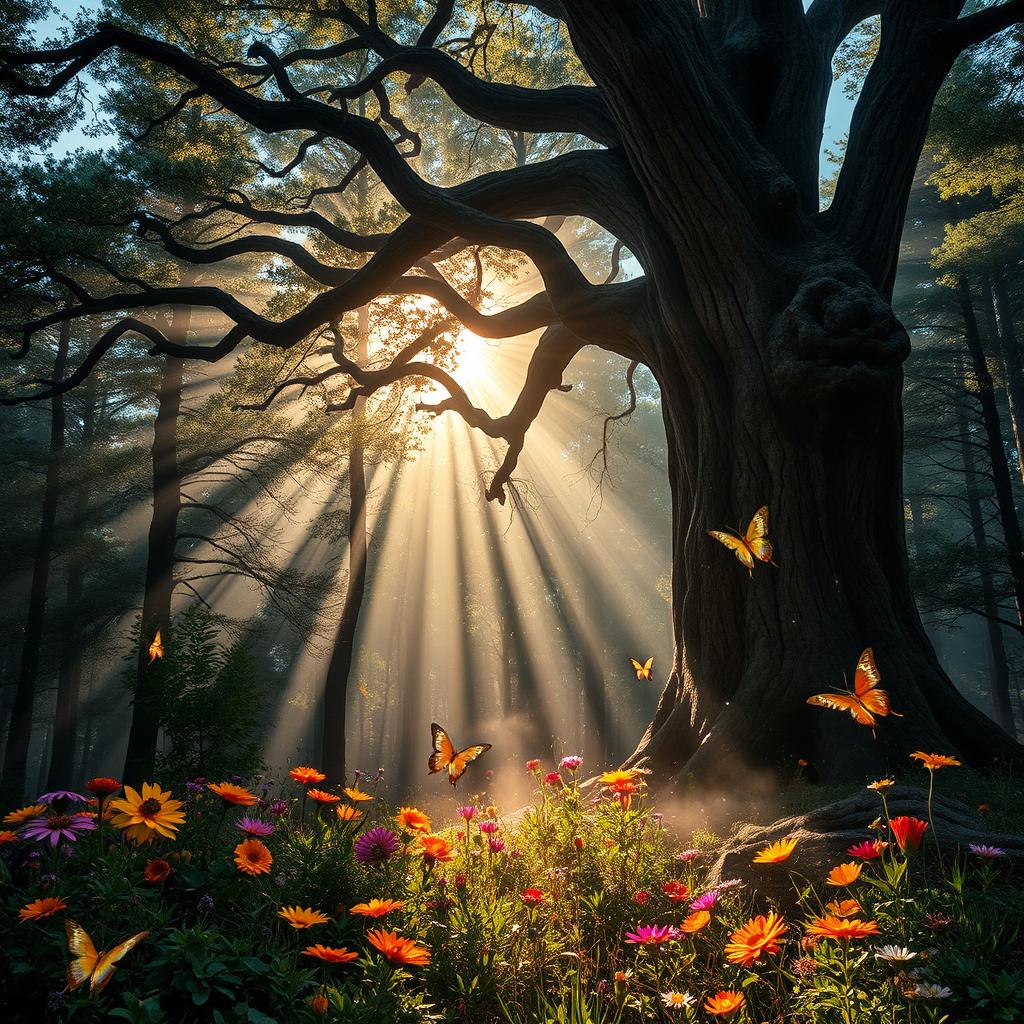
[109,783,185,844]
[3,804,47,825]
[752,837,797,864]
[278,906,330,929]
[598,769,638,787]
[910,752,961,771]
[343,787,373,802]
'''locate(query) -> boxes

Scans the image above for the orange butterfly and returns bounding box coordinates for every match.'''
[630,656,654,681]
[806,648,903,735]
[148,629,164,664]
[428,723,492,787]
[65,919,149,995]
[707,505,776,575]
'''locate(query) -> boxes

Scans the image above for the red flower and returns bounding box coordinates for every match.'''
[85,777,122,795]
[661,880,690,902]
[544,772,562,786]
[890,815,928,853]
[525,759,541,772]
[521,888,546,905]
[633,890,649,905]
[573,837,585,850]
[143,858,172,883]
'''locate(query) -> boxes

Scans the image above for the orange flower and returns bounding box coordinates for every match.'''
[890,816,928,853]
[598,769,638,786]
[419,835,454,864]
[343,787,373,802]
[662,880,689,902]
[303,945,359,964]
[825,861,862,886]
[208,782,258,806]
[366,929,431,966]
[910,752,961,770]
[806,915,880,941]
[753,837,797,864]
[825,899,862,918]
[704,990,745,1017]
[235,839,273,876]
[305,788,340,805]
[335,804,362,822]
[867,778,895,792]
[85,777,122,795]
[679,910,711,933]
[278,906,330,928]
[724,912,789,966]
[350,898,405,919]
[289,766,326,786]
[0,830,17,844]
[310,993,329,1015]
[3,804,46,825]
[18,896,68,922]
[395,807,431,832]
[143,858,172,883]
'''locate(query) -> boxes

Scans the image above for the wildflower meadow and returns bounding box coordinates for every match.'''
[1,753,1022,1023]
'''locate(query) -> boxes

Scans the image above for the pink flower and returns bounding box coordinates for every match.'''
[675,849,701,862]
[488,838,505,853]
[624,924,676,945]
[479,820,499,835]
[848,840,887,860]
[689,890,720,912]
[544,772,562,786]
[456,805,477,821]
[525,759,541,772]
[560,755,584,772]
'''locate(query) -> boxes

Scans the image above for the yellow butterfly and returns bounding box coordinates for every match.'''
[806,648,903,736]
[630,656,654,681]
[65,919,149,995]
[707,505,776,576]
[427,723,492,787]
[148,629,164,664]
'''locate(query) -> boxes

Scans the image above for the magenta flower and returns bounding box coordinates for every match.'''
[689,890,720,912]
[848,840,886,860]
[235,816,274,837]
[270,799,289,816]
[675,849,701,862]
[479,820,499,835]
[354,827,399,865]
[488,838,506,853]
[20,813,96,847]
[969,844,1006,859]
[456,805,477,821]
[624,923,676,945]
[560,755,583,772]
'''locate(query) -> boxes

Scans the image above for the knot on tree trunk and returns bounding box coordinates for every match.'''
[771,262,910,427]
[705,785,1023,911]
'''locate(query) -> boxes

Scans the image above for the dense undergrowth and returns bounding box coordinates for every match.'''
[1,755,1022,1023]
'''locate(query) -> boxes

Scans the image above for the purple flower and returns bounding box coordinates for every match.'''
[479,820,499,834]
[675,849,701,862]
[36,791,88,807]
[624,924,676,945]
[969,843,1006,859]
[354,827,399,865]
[198,894,215,912]
[270,799,289,816]
[456,805,477,821]
[510,848,522,859]
[20,813,96,847]
[236,816,274,837]
[560,755,584,772]
[488,838,506,853]
[689,890,720,912]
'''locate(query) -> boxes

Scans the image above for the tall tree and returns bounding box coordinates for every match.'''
[5,0,1024,784]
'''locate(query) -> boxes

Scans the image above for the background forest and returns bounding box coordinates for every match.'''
[0,1,1021,806]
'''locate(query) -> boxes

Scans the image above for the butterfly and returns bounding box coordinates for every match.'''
[148,629,164,664]
[630,656,654,681]
[65,919,149,995]
[707,505,775,576]
[428,723,492,787]
[806,648,903,735]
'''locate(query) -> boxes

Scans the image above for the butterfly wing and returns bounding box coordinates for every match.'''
[851,647,902,720]
[447,744,492,786]
[707,530,756,573]
[148,629,163,664]
[90,932,149,995]
[428,723,455,775]
[642,656,653,680]
[65,919,99,991]
[629,658,644,679]
[806,691,876,728]
[744,506,773,563]
[630,657,653,681]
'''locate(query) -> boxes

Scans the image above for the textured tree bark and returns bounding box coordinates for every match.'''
[989,268,1024,488]
[47,367,98,787]
[122,292,192,783]
[955,356,1016,736]
[1,320,69,803]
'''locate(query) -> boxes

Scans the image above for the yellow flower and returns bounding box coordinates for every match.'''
[335,804,362,822]
[350,898,405,919]
[3,804,46,825]
[395,806,431,832]
[342,787,373,802]
[910,752,961,770]
[867,778,895,792]
[598,769,638,787]
[277,906,330,929]
[752,837,797,864]
[109,783,185,844]
[825,862,862,887]
[208,782,258,806]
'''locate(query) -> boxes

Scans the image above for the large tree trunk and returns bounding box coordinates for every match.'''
[1,320,69,802]
[47,368,98,788]
[954,356,1016,736]
[989,268,1024,488]
[320,306,370,783]
[122,296,191,783]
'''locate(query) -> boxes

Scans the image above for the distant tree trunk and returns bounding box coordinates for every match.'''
[122,293,192,783]
[989,269,1024,488]
[958,275,1024,631]
[320,305,370,783]
[1,320,69,802]
[954,356,1016,736]
[47,368,98,788]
